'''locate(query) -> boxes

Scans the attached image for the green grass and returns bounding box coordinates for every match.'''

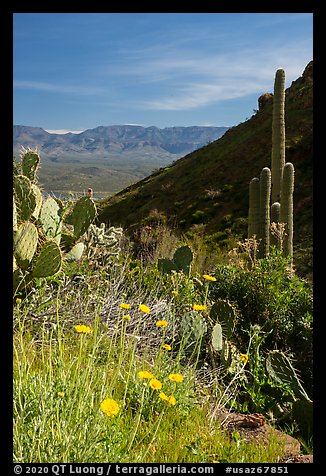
[13,312,289,463]
[13,244,309,463]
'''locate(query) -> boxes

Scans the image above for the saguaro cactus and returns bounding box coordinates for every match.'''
[258,167,271,258]
[280,162,294,258]
[271,68,286,203]
[248,177,260,238]
[248,67,294,260]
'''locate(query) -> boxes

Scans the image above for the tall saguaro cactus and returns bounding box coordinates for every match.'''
[248,68,294,260]
[271,68,286,204]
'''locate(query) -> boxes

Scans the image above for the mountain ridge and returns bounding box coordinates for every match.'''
[13,124,229,162]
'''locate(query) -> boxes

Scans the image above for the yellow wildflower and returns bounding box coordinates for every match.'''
[240,353,249,364]
[171,290,178,295]
[149,378,163,390]
[100,398,120,417]
[203,274,217,282]
[192,304,207,311]
[162,344,172,351]
[159,392,169,401]
[57,391,65,398]
[168,373,184,383]
[167,395,176,406]
[139,304,151,313]
[156,320,168,328]
[123,314,131,320]
[120,303,131,310]
[138,371,155,380]
[74,325,91,334]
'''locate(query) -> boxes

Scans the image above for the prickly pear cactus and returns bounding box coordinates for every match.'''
[292,398,313,439]
[173,245,193,275]
[211,322,223,351]
[220,339,240,373]
[14,175,37,221]
[13,150,98,296]
[31,184,43,220]
[266,350,310,401]
[65,242,85,262]
[32,240,62,278]
[180,310,207,351]
[14,222,39,270]
[39,197,62,243]
[158,245,193,275]
[210,299,238,340]
[65,197,97,239]
[21,150,40,182]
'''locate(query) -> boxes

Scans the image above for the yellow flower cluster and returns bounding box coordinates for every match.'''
[139,304,151,313]
[74,325,91,334]
[120,303,131,310]
[138,371,155,379]
[168,373,184,383]
[192,304,207,311]
[240,353,249,364]
[149,378,163,390]
[203,274,217,282]
[159,392,176,406]
[156,320,168,328]
[162,344,172,351]
[100,398,120,417]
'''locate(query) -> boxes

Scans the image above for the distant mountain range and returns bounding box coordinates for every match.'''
[13,125,229,194]
[13,124,229,164]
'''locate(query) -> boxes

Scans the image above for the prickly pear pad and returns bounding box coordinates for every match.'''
[69,197,96,239]
[14,175,37,221]
[14,222,39,270]
[22,151,40,182]
[40,197,62,243]
[32,240,62,278]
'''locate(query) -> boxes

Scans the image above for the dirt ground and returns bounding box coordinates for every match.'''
[215,408,313,463]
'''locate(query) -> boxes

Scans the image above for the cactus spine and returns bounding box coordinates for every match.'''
[271,69,286,203]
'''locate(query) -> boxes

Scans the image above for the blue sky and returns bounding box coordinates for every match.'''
[13,13,313,133]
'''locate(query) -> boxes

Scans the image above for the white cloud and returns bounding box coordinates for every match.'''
[14,80,106,96]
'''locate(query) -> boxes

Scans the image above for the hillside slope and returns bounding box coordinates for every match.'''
[97,62,313,272]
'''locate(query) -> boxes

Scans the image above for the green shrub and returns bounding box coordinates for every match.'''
[208,248,313,396]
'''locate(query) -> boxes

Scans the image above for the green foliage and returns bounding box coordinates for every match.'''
[209,248,313,396]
